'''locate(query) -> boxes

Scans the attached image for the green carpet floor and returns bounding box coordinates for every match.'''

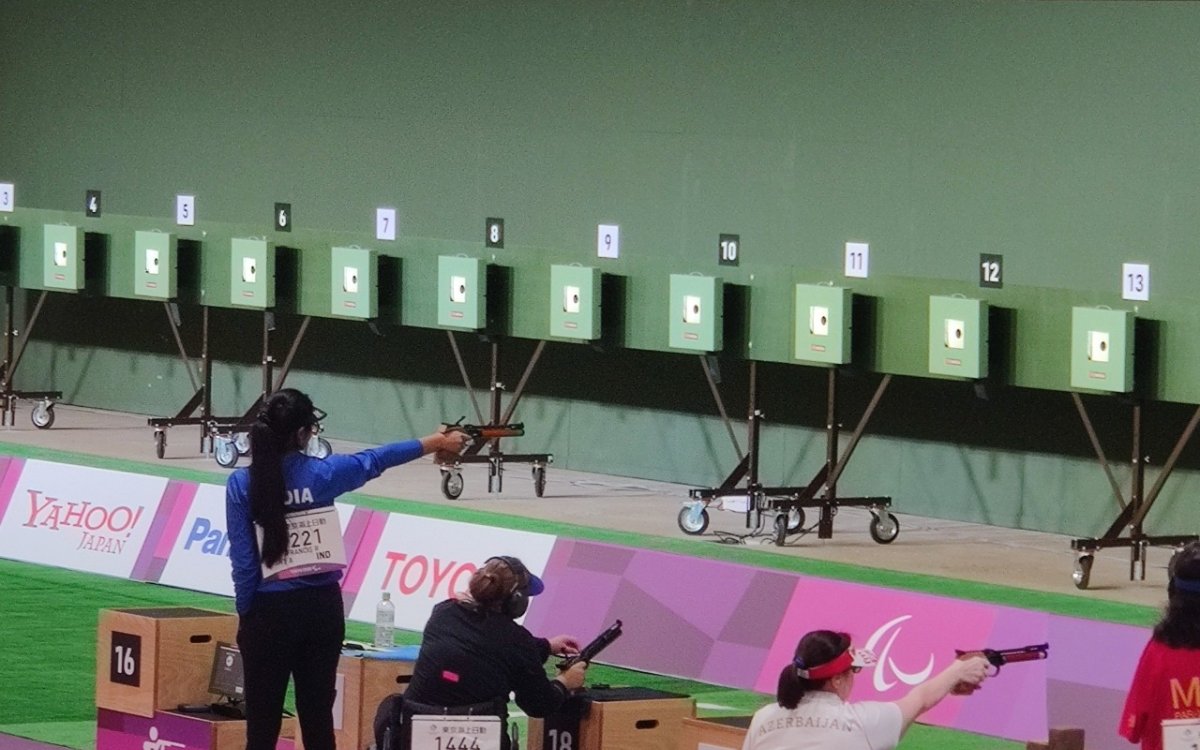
[0,558,1022,749]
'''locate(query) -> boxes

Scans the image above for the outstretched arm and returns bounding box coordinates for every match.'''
[894,656,989,734]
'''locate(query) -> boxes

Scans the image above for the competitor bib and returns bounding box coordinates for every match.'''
[1163,717,1200,750]
[409,715,502,750]
[258,506,347,581]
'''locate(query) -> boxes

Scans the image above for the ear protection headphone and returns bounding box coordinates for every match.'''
[486,556,531,619]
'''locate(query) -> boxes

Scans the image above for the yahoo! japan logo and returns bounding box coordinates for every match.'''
[862,615,936,693]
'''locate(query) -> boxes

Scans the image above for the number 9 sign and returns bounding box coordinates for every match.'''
[597,224,620,259]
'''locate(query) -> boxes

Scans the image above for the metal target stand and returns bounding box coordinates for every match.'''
[0,287,62,429]
[437,331,552,500]
[1068,393,1199,589]
[147,307,329,467]
[678,361,898,546]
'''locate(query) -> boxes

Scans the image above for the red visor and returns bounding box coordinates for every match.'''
[795,647,873,680]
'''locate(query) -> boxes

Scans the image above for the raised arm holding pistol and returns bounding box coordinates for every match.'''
[437,417,525,464]
[952,643,1049,694]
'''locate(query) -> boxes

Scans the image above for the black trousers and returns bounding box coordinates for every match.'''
[237,583,345,750]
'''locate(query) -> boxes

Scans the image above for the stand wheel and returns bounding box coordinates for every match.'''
[214,438,239,468]
[1073,554,1094,590]
[785,506,805,531]
[234,432,251,456]
[869,512,900,544]
[441,471,464,500]
[307,435,332,459]
[31,401,54,429]
[532,466,546,497]
[677,505,710,535]
[774,513,789,546]
[154,430,167,459]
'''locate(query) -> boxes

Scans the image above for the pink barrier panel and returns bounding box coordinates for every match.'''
[526,538,1149,746]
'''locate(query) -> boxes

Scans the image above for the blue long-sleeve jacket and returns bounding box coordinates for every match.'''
[226,440,423,614]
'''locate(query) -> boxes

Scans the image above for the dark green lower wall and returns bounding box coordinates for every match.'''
[16,294,1200,539]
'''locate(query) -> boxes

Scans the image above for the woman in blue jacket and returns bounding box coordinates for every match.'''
[226,388,466,750]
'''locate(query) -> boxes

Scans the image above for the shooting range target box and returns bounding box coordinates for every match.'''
[677,715,751,750]
[928,295,989,379]
[133,230,180,299]
[330,246,378,320]
[1070,306,1134,393]
[669,274,723,352]
[96,607,237,718]
[437,255,485,329]
[230,238,274,308]
[794,284,852,365]
[549,264,601,340]
[527,687,695,750]
[43,223,85,290]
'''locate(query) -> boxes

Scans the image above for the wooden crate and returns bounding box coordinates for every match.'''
[332,653,415,750]
[96,607,237,718]
[677,715,751,750]
[527,687,695,750]
[292,650,416,750]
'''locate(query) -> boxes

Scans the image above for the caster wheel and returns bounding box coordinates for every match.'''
[786,506,805,531]
[31,401,54,429]
[869,512,900,544]
[532,466,546,497]
[677,505,710,535]
[154,431,167,459]
[1073,554,1094,590]
[774,513,789,546]
[441,471,464,500]
[214,438,239,468]
[307,435,332,459]
[234,432,251,456]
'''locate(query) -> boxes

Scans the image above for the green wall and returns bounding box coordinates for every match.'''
[4,1,1200,539]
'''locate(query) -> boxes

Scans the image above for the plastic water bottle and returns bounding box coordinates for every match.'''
[374,592,395,649]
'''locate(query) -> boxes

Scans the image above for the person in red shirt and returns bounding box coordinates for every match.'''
[1120,541,1200,750]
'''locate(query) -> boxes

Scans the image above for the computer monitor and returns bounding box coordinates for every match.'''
[208,642,245,706]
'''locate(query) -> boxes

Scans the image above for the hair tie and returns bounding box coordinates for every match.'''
[256,410,272,427]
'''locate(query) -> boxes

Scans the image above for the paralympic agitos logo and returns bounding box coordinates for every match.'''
[863,615,936,692]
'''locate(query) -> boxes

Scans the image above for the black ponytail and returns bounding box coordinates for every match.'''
[247,388,316,567]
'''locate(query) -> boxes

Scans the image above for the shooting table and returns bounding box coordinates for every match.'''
[526,686,695,750]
